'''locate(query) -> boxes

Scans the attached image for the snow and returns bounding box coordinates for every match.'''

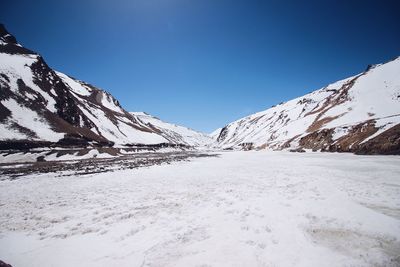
[0,151,39,163]
[100,92,124,113]
[0,53,58,112]
[56,71,92,96]
[51,72,169,145]
[0,98,64,142]
[0,151,399,266]
[58,73,124,114]
[209,128,222,139]
[77,105,167,145]
[131,112,213,146]
[0,123,29,140]
[323,57,400,128]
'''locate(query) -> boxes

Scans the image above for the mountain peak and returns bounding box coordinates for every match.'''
[0,24,18,45]
[0,24,36,55]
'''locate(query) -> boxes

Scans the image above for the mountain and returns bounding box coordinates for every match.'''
[2,24,399,154]
[0,24,174,149]
[215,57,400,154]
[130,112,212,147]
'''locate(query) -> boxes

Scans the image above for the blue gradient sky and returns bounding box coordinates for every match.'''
[2,0,400,132]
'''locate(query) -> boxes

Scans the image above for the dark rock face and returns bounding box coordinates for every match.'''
[0,24,17,44]
[0,260,12,267]
[0,24,35,54]
[0,140,53,150]
[356,124,400,155]
[217,126,229,143]
[29,57,94,129]
[299,129,334,152]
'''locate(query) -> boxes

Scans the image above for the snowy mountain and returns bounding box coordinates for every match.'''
[0,24,173,149]
[209,128,222,140]
[1,24,399,154]
[131,112,212,147]
[215,57,400,154]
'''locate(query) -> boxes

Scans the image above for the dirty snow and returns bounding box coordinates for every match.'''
[0,151,399,267]
[0,149,115,164]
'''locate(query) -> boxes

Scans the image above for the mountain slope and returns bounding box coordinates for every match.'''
[0,24,169,149]
[131,112,212,147]
[215,57,400,154]
[209,128,222,140]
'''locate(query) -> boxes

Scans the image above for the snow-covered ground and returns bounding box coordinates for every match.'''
[0,151,399,267]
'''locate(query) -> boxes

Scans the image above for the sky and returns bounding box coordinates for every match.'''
[2,0,400,133]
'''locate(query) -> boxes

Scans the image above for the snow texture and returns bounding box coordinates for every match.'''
[1,151,399,267]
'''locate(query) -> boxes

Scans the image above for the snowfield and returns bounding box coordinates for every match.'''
[0,151,399,267]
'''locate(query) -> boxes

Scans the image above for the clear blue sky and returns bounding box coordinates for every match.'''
[2,0,400,133]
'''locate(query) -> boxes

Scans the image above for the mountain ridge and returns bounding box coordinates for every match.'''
[0,24,205,149]
[214,57,400,154]
[1,24,399,154]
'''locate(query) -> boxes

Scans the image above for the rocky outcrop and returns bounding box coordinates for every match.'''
[356,124,400,155]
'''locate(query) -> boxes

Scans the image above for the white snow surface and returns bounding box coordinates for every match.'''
[56,71,92,96]
[100,92,124,113]
[216,57,400,149]
[131,112,213,146]
[1,151,399,267]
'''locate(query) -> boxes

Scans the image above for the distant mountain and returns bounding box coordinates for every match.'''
[131,112,212,147]
[0,24,174,149]
[215,58,400,154]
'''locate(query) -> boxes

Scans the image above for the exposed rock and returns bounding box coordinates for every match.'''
[356,124,400,155]
[0,260,12,267]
